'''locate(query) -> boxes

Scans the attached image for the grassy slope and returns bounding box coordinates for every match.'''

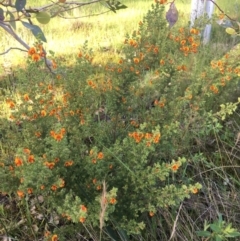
[1,0,238,69]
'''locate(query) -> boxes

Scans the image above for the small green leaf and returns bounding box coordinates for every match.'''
[36,12,51,24]
[15,0,27,12]
[210,223,221,232]
[196,231,211,237]
[21,21,47,42]
[6,10,16,30]
[226,27,236,35]
[0,7,4,21]
[225,232,240,237]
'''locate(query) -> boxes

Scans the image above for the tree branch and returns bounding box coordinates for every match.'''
[0,47,27,55]
[0,21,30,50]
[209,0,237,22]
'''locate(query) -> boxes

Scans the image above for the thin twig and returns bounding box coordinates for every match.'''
[59,10,111,19]
[209,0,237,22]
[0,47,27,55]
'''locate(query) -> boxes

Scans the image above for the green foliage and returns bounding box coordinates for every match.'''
[0,1,239,240]
[196,214,240,241]
[1,0,127,44]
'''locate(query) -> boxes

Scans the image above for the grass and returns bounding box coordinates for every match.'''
[0,0,239,69]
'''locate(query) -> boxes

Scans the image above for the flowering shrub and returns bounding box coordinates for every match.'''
[0,1,239,240]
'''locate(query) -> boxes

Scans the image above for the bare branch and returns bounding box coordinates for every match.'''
[58,10,110,19]
[0,47,27,55]
[0,21,30,50]
[209,0,237,22]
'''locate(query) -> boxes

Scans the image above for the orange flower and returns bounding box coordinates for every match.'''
[54,158,60,163]
[117,68,122,73]
[44,231,51,237]
[188,36,194,43]
[40,109,47,117]
[153,47,159,53]
[40,185,45,190]
[28,155,35,163]
[97,152,104,160]
[27,188,33,194]
[51,185,58,191]
[109,198,116,204]
[171,163,180,171]
[145,133,153,139]
[15,157,23,166]
[180,39,186,45]
[190,28,199,35]
[149,211,155,217]
[219,13,225,19]
[210,85,219,94]
[44,161,55,169]
[92,178,97,184]
[79,217,85,223]
[54,133,64,142]
[23,94,30,101]
[64,160,73,167]
[146,141,151,147]
[59,178,65,188]
[153,133,161,143]
[133,58,140,64]
[6,99,15,108]
[192,188,198,194]
[17,190,24,198]
[32,53,41,62]
[179,27,184,33]
[23,148,31,155]
[80,205,87,212]
[28,47,36,55]
[35,131,41,138]
[51,234,58,241]
[160,59,165,65]
[92,159,97,164]
[129,39,136,46]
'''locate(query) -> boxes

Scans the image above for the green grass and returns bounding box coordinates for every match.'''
[0,0,238,69]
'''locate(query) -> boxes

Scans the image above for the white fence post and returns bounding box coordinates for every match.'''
[190,0,215,44]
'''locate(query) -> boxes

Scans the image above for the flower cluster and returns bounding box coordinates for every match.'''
[169,27,200,56]
[89,149,104,164]
[50,128,66,142]
[128,131,161,145]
